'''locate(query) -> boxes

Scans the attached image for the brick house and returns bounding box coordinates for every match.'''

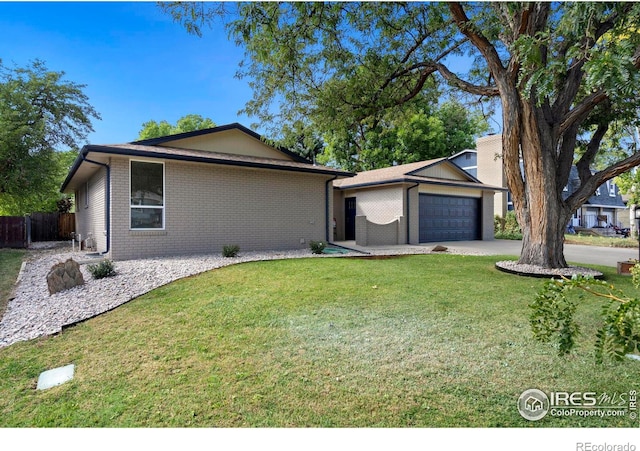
[61,123,352,260]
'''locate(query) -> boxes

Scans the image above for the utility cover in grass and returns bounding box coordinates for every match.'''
[36,364,75,390]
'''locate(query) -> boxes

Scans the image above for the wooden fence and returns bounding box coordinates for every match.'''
[29,212,75,241]
[0,216,27,248]
[0,213,75,248]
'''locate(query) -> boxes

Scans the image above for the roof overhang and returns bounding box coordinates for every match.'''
[334,176,507,192]
[61,144,354,193]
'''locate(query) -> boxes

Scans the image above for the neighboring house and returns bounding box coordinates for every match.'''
[332,158,505,246]
[462,133,628,228]
[61,123,353,261]
[448,149,478,178]
[564,166,627,229]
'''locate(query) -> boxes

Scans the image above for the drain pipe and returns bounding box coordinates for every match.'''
[326,176,338,242]
[406,183,420,244]
[81,154,110,255]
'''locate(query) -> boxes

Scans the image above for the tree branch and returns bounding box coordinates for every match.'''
[449,3,505,80]
[559,90,608,134]
[435,63,499,96]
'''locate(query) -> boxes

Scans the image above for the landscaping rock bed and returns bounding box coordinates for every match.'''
[2,243,472,349]
[495,260,604,279]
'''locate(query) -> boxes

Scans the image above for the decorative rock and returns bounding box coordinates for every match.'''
[46,259,84,295]
[495,260,604,279]
[431,245,448,252]
[0,244,478,349]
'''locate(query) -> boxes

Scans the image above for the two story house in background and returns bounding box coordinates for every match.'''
[449,134,630,230]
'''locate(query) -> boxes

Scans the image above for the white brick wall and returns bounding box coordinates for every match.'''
[75,167,107,252]
[109,157,332,260]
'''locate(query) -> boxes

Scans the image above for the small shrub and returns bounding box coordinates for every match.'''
[494,211,522,240]
[222,244,240,258]
[309,240,326,254]
[87,259,117,279]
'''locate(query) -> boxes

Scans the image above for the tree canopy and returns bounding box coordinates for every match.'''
[137,114,216,140]
[319,98,488,171]
[162,2,640,268]
[0,60,100,215]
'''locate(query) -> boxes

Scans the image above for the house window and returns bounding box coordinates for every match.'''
[595,186,601,196]
[608,181,616,197]
[130,160,164,229]
[84,181,89,208]
[563,185,568,192]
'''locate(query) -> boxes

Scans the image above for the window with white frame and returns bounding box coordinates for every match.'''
[608,181,616,197]
[130,160,164,229]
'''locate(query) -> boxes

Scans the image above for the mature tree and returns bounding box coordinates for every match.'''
[0,149,78,216]
[137,114,216,140]
[319,99,488,171]
[162,2,640,268]
[0,60,99,215]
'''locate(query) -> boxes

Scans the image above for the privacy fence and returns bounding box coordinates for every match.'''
[0,213,75,248]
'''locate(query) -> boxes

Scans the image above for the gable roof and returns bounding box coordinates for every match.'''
[61,124,354,193]
[333,158,506,192]
[131,122,309,163]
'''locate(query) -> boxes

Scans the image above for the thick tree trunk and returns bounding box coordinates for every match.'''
[502,98,572,269]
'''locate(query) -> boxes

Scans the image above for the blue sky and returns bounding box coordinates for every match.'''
[0,1,255,145]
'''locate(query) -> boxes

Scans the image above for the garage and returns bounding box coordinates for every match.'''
[419,194,480,242]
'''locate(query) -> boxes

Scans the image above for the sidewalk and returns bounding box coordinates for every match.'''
[333,239,638,268]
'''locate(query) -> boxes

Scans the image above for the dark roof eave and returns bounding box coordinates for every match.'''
[130,122,310,164]
[335,177,507,192]
[61,145,353,192]
[60,146,90,192]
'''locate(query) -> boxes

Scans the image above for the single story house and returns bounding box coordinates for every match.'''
[332,159,506,246]
[61,123,353,260]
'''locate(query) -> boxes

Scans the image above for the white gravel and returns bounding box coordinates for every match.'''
[1,243,449,349]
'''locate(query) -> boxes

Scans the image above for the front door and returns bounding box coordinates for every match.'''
[345,197,356,240]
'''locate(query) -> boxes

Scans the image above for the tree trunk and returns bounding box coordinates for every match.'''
[502,98,572,269]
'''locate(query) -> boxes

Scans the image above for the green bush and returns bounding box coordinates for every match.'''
[222,244,240,258]
[87,259,117,279]
[494,211,522,239]
[309,240,326,254]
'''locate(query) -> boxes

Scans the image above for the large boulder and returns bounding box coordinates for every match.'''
[47,258,84,295]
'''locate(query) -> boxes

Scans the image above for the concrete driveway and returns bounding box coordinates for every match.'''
[334,239,637,268]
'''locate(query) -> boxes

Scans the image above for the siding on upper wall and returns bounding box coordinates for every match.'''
[75,167,107,252]
[418,184,483,198]
[157,128,291,160]
[411,163,469,181]
[109,157,332,260]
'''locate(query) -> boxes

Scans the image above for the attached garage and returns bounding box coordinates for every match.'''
[419,194,480,242]
[333,158,505,246]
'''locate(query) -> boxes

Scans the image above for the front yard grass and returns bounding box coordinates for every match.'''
[564,234,638,248]
[0,254,638,427]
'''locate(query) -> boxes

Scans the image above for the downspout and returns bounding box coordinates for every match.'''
[81,154,111,255]
[326,176,338,242]
[406,183,420,244]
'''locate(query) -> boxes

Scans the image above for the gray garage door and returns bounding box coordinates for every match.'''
[419,194,480,242]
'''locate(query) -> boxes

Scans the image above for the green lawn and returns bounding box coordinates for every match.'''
[0,249,25,318]
[0,254,638,427]
[565,234,638,248]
